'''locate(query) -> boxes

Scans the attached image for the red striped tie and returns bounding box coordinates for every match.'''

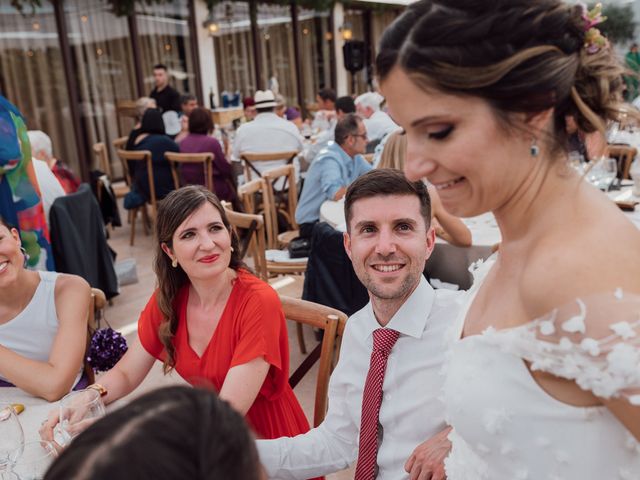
[354,328,400,480]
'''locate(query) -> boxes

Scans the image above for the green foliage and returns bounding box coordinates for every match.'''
[589,2,636,45]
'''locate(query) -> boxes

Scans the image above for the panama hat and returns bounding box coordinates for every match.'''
[254,90,277,109]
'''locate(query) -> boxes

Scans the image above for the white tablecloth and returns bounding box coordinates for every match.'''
[1,388,58,442]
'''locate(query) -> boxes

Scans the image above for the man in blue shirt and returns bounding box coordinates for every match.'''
[296,113,372,238]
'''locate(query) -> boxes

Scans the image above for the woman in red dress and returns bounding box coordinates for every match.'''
[42,185,311,442]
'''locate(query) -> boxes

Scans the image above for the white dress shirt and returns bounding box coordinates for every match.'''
[232,112,304,181]
[363,111,400,142]
[32,158,65,228]
[257,277,463,480]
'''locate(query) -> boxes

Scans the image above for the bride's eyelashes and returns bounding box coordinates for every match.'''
[428,125,454,140]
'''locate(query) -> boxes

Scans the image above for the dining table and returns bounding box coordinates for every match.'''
[1,388,59,443]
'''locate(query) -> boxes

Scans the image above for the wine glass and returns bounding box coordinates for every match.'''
[58,389,106,447]
[0,405,24,477]
[587,157,618,190]
[9,441,57,480]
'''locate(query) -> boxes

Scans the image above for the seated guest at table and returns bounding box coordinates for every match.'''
[175,94,199,143]
[44,386,262,480]
[41,186,314,445]
[243,96,257,122]
[355,92,399,144]
[125,97,158,150]
[178,107,237,204]
[26,131,67,228]
[126,109,179,206]
[28,130,80,195]
[275,95,303,130]
[232,90,304,178]
[295,114,372,238]
[377,130,472,247]
[311,88,337,131]
[259,169,462,479]
[305,96,356,165]
[0,215,90,401]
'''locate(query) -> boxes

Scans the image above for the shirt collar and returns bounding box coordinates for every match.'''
[328,142,354,165]
[363,275,435,339]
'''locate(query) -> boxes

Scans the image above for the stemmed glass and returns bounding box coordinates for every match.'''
[0,405,24,479]
[58,389,106,447]
[9,441,57,480]
[587,157,618,191]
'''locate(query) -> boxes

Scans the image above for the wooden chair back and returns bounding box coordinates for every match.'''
[238,178,276,249]
[112,136,128,151]
[240,151,299,183]
[116,149,156,214]
[224,209,268,280]
[93,142,112,177]
[606,144,637,179]
[262,164,299,232]
[281,296,348,427]
[165,152,214,192]
[84,288,108,385]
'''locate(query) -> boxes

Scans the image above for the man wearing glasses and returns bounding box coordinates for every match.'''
[295,113,372,239]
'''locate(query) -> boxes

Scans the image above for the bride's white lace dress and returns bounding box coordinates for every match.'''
[442,257,640,480]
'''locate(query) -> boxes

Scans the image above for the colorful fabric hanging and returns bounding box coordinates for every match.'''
[0,95,54,271]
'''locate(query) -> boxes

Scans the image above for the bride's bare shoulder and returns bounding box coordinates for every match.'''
[518,218,640,319]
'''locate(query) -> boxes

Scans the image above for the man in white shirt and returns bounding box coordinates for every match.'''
[232,90,304,181]
[355,92,399,143]
[257,169,458,480]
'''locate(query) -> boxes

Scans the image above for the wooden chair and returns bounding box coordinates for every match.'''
[606,144,637,179]
[165,152,214,192]
[93,142,130,199]
[224,209,268,281]
[116,149,156,246]
[83,288,108,385]
[262,164,299,248]
[240,151,299,183]
[112,136,128,151]
[281,296,348,427]
[363,153,375,164]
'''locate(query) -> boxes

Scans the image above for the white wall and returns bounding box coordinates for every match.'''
[194,0,219,107]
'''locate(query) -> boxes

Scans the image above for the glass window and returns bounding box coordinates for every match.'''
[211,1,257,102]
[257,4,297,108]
[136,0,196,96]
[0,3,77,173]
[64,0,137,176]
[297,7,332,109]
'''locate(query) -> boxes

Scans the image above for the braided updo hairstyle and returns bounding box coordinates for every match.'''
[376,0,630,156]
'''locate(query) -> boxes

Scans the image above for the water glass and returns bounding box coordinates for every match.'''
[58,389,105,446]
[587,157,618,190]
[9,441,57,480]
[0,406,24,475]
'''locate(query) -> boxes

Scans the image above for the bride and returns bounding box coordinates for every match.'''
[377,0,640,478]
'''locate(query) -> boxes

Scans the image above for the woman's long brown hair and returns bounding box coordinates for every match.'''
[154,186,244,373]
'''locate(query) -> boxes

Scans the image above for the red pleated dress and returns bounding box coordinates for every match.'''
[138,269,312,440]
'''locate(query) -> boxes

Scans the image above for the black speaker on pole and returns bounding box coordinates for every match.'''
[343,40,366,73]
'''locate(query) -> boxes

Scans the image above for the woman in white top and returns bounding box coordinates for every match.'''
[377,1,640,478]
[0,215,90,401]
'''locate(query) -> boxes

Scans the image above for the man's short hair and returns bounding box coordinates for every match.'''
[318,88,337,104]
[153,63,168,71]
[355,92,384,112]
[27,130,53,159]
[334,113,361,146]
[181,94,197,105]
[335,96,356,115]
[344,169,431,230]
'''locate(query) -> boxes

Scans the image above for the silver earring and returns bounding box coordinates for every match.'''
[530,138,540,157]
[171,258,178,268]
[20,246,29,268]
[230,246,235,253]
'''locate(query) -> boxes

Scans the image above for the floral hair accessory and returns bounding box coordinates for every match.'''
[579,2,608,54]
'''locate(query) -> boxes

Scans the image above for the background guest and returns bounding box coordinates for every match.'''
[128,109,179,205]
[0,215,90,401]
[125,97,157,151]
[312,88,337,131]
[149,64,181,113]
[175,94,199,143]
[179,107,237,204]
[305,96,356,165]
[28,130,79,195]
[44,387,262,480]
[243,97,257,122]
[355,92,399,144]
